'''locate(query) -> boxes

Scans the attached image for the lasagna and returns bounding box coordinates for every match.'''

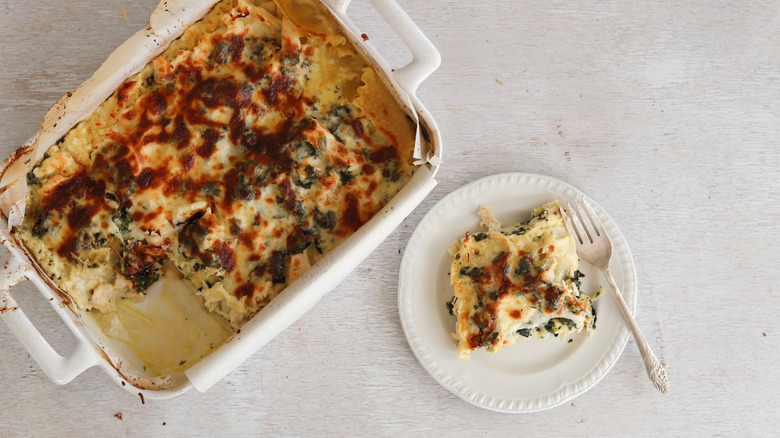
[14,0,417,329]
[447,201,597,358]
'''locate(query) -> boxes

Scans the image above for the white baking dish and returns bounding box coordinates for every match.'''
[0,0,440,399]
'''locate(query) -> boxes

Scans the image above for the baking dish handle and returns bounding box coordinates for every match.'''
[0,257,98,384]
[338,0,440,94]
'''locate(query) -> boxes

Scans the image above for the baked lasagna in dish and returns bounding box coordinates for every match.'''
[14,0,417,329]
[447,201,597,358]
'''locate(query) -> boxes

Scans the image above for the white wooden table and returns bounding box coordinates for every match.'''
[1,0,778,435]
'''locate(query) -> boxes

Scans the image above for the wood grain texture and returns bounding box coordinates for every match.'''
[1,0,778,435]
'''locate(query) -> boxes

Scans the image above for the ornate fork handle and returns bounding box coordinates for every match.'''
[604,268,670,394]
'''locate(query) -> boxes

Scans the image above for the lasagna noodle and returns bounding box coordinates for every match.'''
[448,201,596,358]
[14,0,418,329]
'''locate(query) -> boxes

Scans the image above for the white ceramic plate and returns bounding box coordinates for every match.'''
[398,172,637,413]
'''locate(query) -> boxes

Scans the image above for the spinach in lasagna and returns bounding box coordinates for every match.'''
[447,201,597,358]
[14,0,417,329]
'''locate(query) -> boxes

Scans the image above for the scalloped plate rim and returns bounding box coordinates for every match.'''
[398,172,637,413]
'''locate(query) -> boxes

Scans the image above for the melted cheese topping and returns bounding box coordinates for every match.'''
[15,0,417,329]
[448,201,596,358]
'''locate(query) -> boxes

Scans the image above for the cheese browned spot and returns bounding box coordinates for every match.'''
[447,201,597,359]
[15,0,418,328]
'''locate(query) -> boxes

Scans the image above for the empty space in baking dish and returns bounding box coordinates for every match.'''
[83,262,233,387]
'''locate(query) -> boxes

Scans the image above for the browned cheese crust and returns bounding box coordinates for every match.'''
[15,0,418,328]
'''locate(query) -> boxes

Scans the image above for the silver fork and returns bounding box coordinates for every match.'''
[560,198,669,394]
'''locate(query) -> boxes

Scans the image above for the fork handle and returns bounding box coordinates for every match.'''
[603,268,670,394]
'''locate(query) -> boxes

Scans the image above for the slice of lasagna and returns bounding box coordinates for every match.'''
[447,201,597,358]
[13,0,418,329]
